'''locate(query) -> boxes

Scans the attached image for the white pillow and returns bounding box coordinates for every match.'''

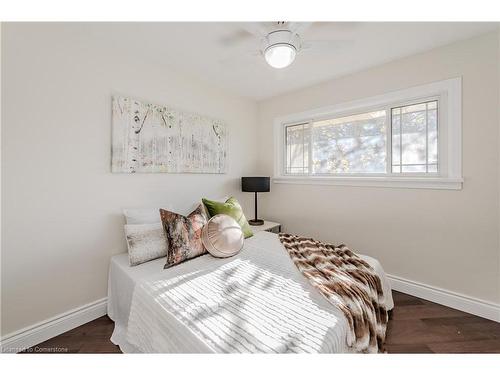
[202,214,244,258]
[123,208,163,224]
[124,223,168,266]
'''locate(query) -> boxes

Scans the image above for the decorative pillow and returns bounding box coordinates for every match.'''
[160,204,209,268]
[124,223,168,266]
[183,196,229,217]
[202,214,244,258]
[202,197,253,238]
[123,208,164,224]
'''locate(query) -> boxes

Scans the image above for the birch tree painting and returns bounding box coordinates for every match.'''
[111,96,227,173]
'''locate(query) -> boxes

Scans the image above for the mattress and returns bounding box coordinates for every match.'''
[107,249,167,352]
[107,231,393,353]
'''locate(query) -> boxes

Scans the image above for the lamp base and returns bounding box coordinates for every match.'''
[249,219,264,226]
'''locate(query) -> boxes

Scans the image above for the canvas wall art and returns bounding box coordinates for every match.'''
[111,96,228,173]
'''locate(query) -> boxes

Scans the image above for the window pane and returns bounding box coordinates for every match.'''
[428,108,438,165]
[401,110,426,165]
[391,100,438,174]
[285,123,309,174]
[428,164,438,173]
[402,165,426,173]
[391,109,401,174]
[402,102,427,114]
[311,110,386,174]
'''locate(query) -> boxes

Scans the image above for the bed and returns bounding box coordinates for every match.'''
[107,231,394,353]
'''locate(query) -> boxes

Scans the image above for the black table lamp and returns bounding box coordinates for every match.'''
[241,177,270,226]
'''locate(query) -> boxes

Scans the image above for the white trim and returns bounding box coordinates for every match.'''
[0,298,107,353]
[274,78,462,189]
[388,274,500,322]
[273,176,463,190]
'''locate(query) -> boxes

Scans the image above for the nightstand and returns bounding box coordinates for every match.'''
[250,221,281,234]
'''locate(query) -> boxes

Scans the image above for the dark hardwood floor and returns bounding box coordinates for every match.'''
[385,291,500,353]
[22,291,500,353]
[21,315,121,354]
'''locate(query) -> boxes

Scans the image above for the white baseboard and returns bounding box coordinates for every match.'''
[0,298,107,353]
[387,274,500,322]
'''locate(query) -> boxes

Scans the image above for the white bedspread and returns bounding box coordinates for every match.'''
[108,231,393,353]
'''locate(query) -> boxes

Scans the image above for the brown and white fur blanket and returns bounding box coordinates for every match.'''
[279,233,389,353]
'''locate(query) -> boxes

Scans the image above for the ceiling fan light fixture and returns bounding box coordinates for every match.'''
[264,44,296,69]
[261,29,300,69]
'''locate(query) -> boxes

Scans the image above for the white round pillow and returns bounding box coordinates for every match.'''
[202,214,244,258]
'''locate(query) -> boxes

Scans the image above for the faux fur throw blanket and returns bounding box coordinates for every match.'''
[279,233,389,353]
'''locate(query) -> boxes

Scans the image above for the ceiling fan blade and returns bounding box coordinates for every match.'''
[217,22,271,48]
[218,50,261,66]
[238,22,269,38]
[217,29,255,47]
[301,39,352,51]
[287,22,313,36]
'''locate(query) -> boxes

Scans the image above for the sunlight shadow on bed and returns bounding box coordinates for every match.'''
[135,252,343,353]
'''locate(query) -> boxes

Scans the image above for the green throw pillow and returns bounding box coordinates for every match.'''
[202,197,253,238]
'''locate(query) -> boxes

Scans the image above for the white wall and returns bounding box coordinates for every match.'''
[1,23,258,336]
[0,22,3,339]
[498,27,500,300]
[257,32,500,304]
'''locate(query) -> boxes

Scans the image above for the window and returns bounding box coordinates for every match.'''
[285,123,309,174]
[275,78,462,189]
[391,101,438,174]
[312,110,387,174]
[285,110,387,175]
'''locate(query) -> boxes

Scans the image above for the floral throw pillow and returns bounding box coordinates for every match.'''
[160,204,209,268]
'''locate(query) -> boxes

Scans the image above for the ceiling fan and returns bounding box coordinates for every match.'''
[219,22,350,69]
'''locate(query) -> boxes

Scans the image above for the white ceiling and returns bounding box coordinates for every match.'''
[87,22,498,101]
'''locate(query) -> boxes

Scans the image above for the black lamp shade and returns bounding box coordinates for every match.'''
[241,177,270,192]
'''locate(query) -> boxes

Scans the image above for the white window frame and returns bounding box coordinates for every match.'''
[273,77,463,190]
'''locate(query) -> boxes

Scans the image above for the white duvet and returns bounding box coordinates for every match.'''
[108,231,393,353]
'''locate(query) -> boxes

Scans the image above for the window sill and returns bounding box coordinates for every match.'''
[272,176,463,190]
